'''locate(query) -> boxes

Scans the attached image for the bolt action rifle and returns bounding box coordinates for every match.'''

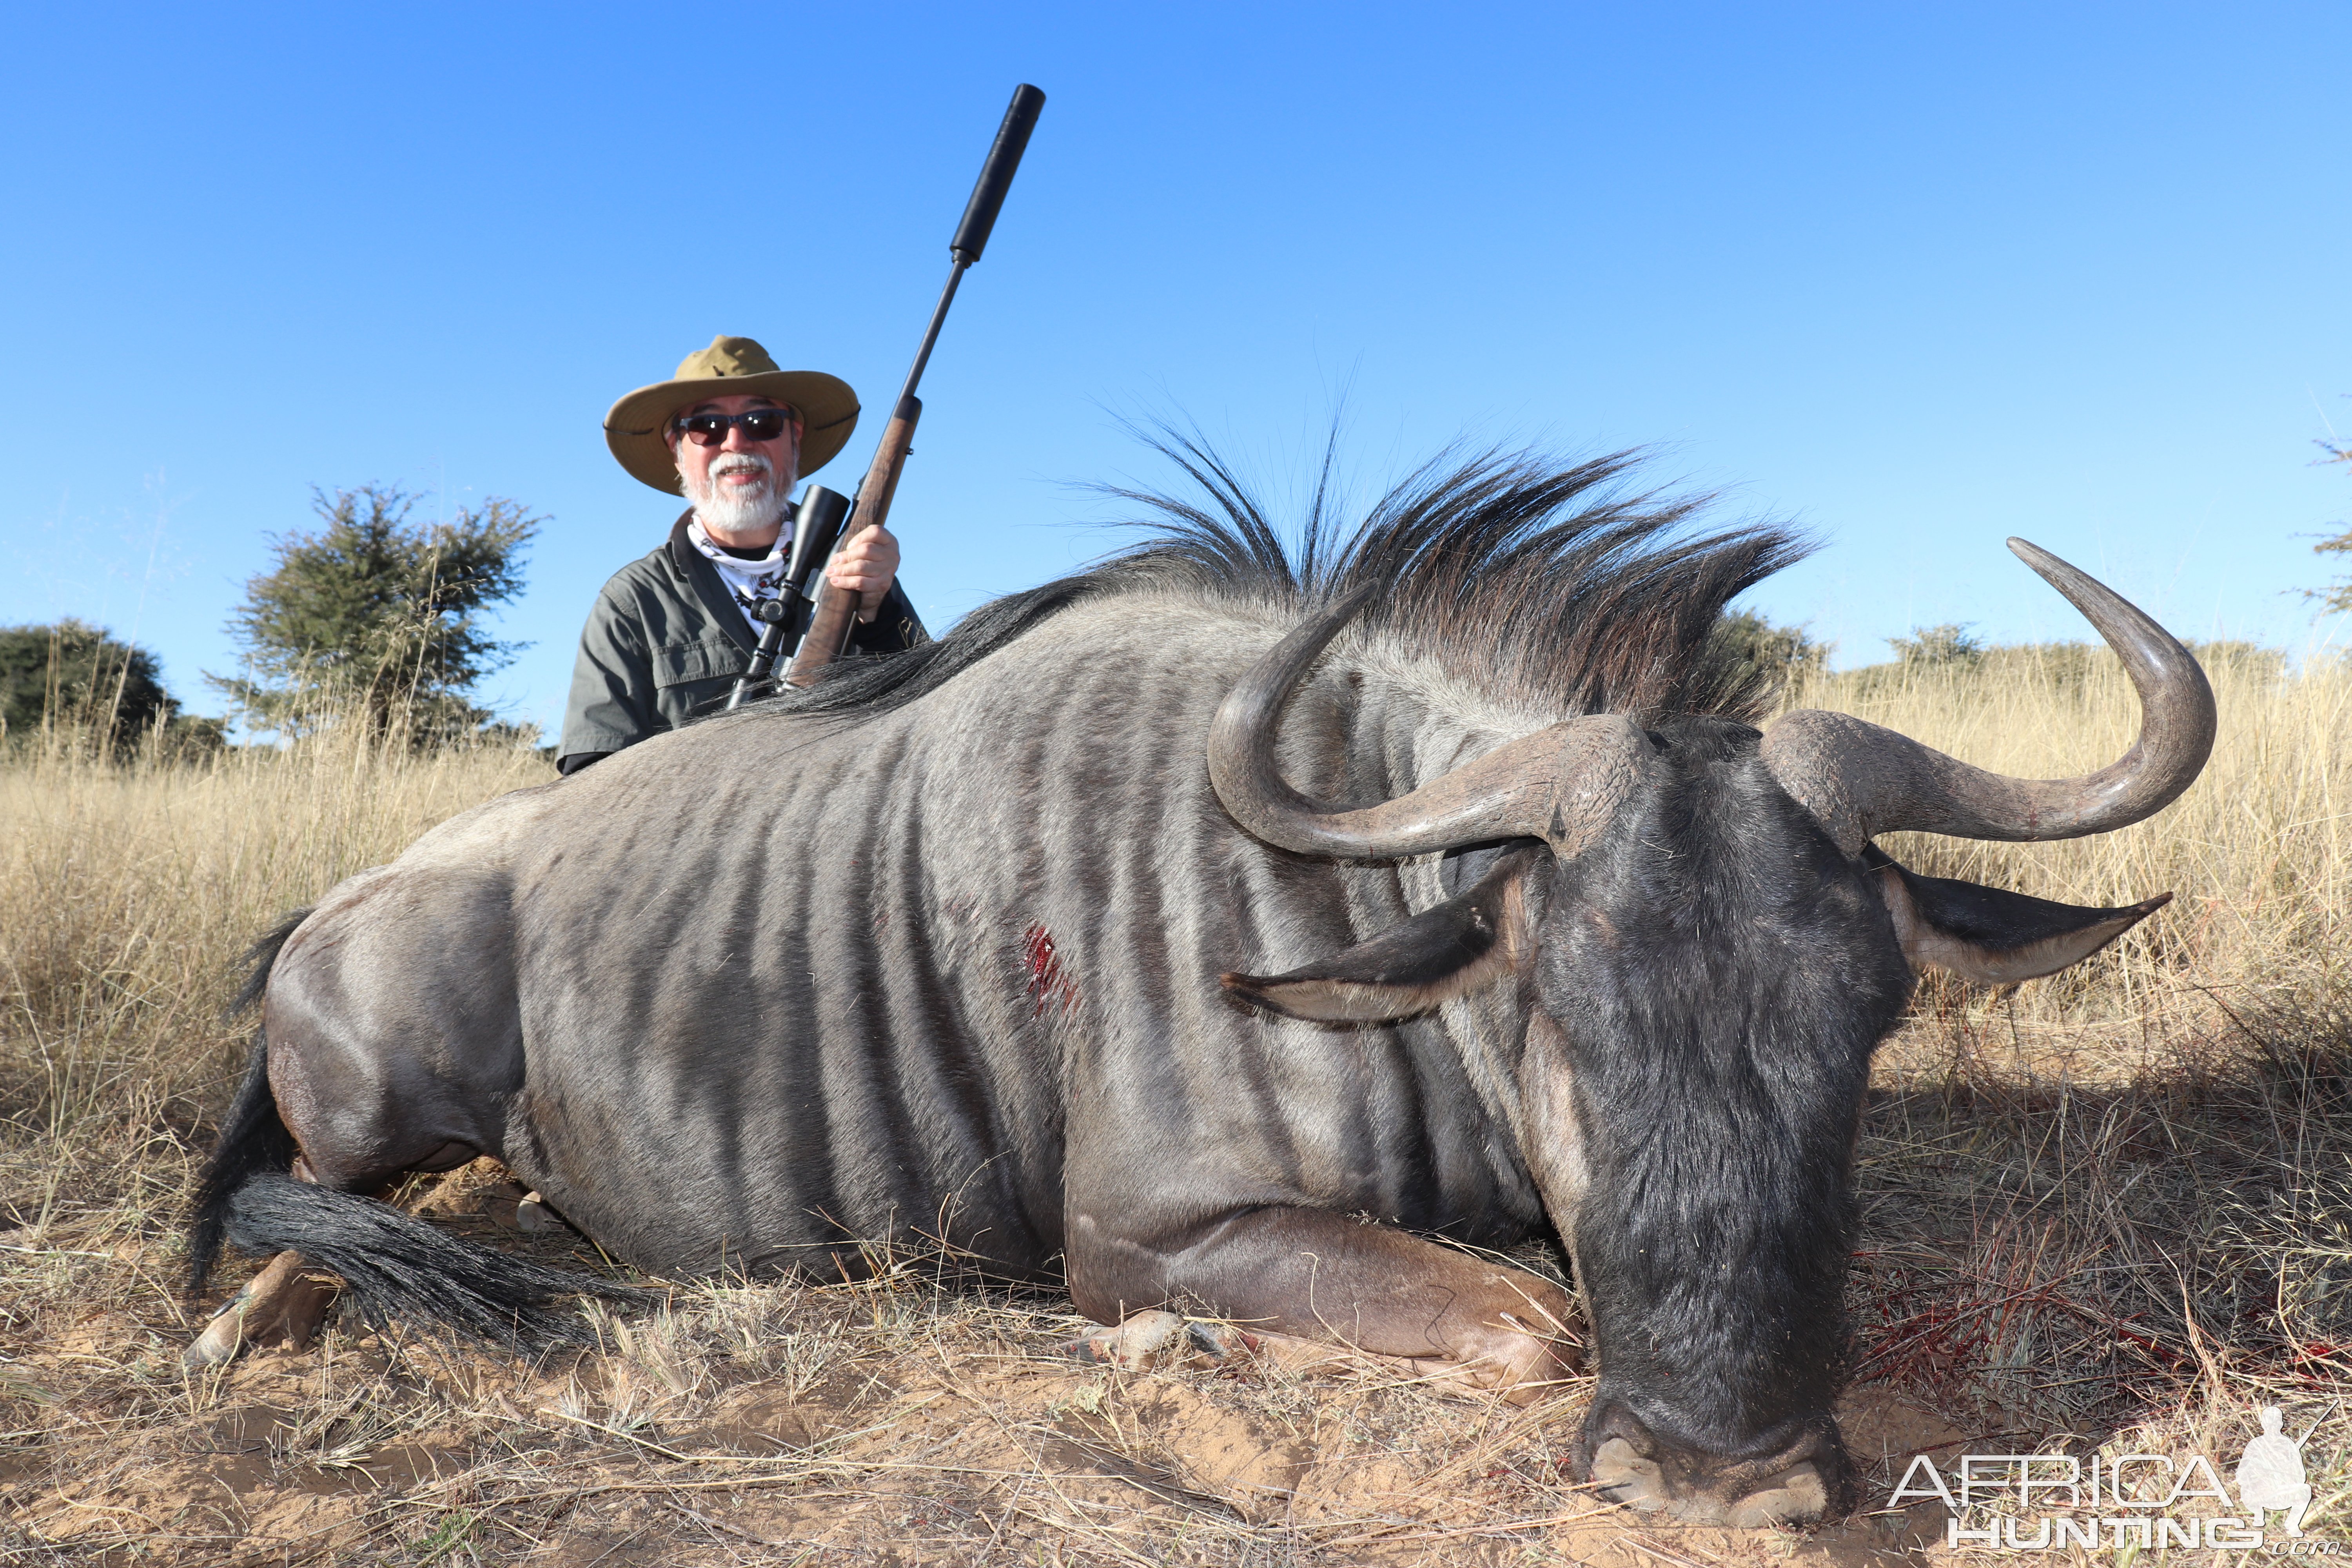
[725,82,1045,707]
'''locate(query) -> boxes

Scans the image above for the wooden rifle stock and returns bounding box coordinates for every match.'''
[785,394,921,686]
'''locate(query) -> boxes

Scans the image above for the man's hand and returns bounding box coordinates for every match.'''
[825,523,901,622]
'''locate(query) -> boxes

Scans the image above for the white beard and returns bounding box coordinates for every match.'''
[681,452,793,535]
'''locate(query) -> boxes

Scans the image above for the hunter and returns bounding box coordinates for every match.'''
[557,335,924,773]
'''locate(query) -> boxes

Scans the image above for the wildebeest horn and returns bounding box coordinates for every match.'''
[1761,539,2216,854]
[1208,588,1653,860]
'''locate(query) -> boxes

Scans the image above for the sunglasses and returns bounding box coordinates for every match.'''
[672,407,800,446]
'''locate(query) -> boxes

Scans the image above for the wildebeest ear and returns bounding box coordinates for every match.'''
[1222,846,1538,1022]
[1866,847,2171,984]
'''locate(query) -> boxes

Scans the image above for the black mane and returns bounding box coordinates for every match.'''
[751,440,1809,726]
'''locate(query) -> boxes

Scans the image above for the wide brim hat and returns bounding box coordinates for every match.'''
[604,334,860,495]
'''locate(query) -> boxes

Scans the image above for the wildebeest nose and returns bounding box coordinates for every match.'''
[1717,1459,1831,1528]
[1584,1407,1842,1526]
[1588,1435,1671,1512]
[1585,1405,1668,1511]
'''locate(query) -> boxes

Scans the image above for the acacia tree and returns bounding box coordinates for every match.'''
[1709,609,1829,695]
[0,619,175,741]
[211,483,540,738]
[1889,622,1987,668]
[2312,430,2352,613]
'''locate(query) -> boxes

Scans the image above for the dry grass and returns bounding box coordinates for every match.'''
[0,718,551,1155]
[4,648,2351,1564]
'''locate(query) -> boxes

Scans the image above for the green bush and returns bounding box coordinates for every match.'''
[209,483,541,740]
[1710,609,1829,698]
[3,621,162,742]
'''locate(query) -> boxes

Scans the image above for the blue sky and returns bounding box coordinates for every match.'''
[2,4,2345,734]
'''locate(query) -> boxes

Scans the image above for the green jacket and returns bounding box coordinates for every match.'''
[557,512,926,771]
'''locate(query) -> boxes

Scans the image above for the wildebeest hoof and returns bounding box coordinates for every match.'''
[183,1287,258,1369]
[181,1250,339,1370]
[1719,1462,1831,1528]
[1588,1438,1671,1512]
[1057,1309,1240,1370]
[514,1192,567,1236]
[1058,1313,1313,1373]
[1060,1309,1187,1368]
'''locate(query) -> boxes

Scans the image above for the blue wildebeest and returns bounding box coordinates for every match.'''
[186,452,2213,1526]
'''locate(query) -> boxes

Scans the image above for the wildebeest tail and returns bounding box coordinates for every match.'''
[221,1174,651,1348]
[185,909,313,1296]
[229,906,311,1017]
[185,1031,299,1297]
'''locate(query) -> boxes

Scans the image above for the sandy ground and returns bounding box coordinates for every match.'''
[4,1167,1993,1567]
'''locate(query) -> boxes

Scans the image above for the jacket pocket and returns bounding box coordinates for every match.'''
[650,639,746,690]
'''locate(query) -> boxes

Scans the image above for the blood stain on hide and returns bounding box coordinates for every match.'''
[1022,924,1079,1017]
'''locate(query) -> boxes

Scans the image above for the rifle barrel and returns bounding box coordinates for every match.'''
[894,258,968,415]
[896,81,1043,408]
[782,83,1045,689]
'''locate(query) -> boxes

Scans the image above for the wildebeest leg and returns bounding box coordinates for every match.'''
[183,1142,477,1370]
[183,1249,341,1368]
[1065,1205,1577,1401]
[183,1149,362,1370]
[1059,1308,1444,1383]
